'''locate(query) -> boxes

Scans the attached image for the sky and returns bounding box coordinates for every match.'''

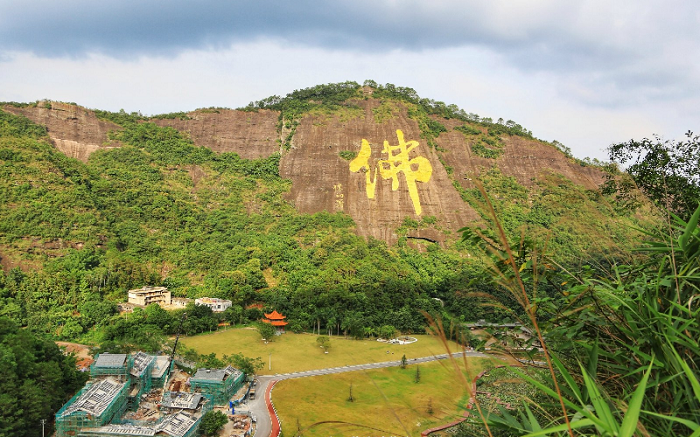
[1,1,698,161]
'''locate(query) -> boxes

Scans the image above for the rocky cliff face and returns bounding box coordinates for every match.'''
[3,102,121,162]
[278,99,480,244]
[152,109,280,159]
[3,98,606,245]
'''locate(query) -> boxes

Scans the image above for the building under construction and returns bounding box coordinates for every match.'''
[90,353,134,380]
[190,365,246,404]
[128,352,156,409]
[56,349,247,437]
[55,377,131,436]
[77,411,204,437]
[77,391,213,437]
[55,352,182,437]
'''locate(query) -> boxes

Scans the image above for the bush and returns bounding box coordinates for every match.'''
[200,410,228,436]
[338,150,357,161]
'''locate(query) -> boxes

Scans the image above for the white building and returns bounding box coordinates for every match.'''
[127,286,171,307]
[194,297,232,312]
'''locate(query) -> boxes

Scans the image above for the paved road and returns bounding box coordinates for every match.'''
[234,350,487,437]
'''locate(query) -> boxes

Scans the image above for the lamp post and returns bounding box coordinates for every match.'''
[269,352,271,371]
[41,419,45,437]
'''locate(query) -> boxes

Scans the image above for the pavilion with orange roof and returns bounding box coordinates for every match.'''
[262,310,288,334]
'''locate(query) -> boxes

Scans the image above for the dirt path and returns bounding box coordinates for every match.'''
[56,341,94,369]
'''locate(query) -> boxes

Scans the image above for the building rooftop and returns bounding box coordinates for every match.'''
[85,424,156,436]
[60,378,125,418]
[131,352,155,377]
[263,319,289,326]
[264,310,286,320]
[152,356,171,379]
[128,286,169,295]
[195,297,230,304]
[158,412,198,437]
[160,392,203,410]
[94,353,128,368]
[192,365,241,382]
[85,412,199,437]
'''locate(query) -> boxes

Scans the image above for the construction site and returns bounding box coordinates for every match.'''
[55,351,254,437]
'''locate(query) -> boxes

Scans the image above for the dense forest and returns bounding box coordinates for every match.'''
[0,84,654,344]
[2,82,697,436]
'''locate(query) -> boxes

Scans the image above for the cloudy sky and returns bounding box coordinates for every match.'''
[1,0,698,160]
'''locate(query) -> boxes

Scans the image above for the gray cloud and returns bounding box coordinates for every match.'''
[1,0,698,112]
[1,1,692,57]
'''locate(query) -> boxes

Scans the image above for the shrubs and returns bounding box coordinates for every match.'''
[338,150,357,161]
[200,410,228,436]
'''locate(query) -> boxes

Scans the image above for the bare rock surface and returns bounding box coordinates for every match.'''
[153,109,280,159]
[3,102,122,162]
[280,99,478,245]
[4,99,608,245]
[437,118,604,191]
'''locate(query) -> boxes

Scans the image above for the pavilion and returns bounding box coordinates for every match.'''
[262,310,288,334]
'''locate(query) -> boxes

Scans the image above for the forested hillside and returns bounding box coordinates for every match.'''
[6,81,700,437]
[0,82,659,343]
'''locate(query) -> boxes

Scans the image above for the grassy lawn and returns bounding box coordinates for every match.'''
[272,357,494,437]
[180,328,466,375]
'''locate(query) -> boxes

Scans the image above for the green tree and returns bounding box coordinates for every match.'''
[400,354,408,369]
[143,303,173,332]
[257,322,276,342]
[199,352,224,369]
[0,317,87,437]
[316,335,331,353]
[78,297,116,328]
[606,130,700,220]
[223,352,264,376]
[60,319,84,340]
[222,305,244,326]
[379,325,396,339]
[200,410,228,436]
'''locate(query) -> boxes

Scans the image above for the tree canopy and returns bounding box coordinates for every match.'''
[0,317,87,437]
[606,130,700,220]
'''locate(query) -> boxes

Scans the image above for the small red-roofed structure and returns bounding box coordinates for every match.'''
[262,310,288,333]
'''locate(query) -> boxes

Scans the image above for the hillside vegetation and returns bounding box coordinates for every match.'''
[0,83,657,342]
[4,82,699,437]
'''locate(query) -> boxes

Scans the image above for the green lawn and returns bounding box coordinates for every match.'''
[272,358,493,437]
[180,328,467,375]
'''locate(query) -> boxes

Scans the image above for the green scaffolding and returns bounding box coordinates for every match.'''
[76,396,212,437]
[90,354,134,379]
[190,367,246,404]
[55,380,130,437]
[127,353,155,411]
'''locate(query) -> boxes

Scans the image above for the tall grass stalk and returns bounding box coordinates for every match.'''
[461,179,575,436]
[457,180,700,435]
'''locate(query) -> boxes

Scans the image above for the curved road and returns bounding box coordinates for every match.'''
[235,350,488,437]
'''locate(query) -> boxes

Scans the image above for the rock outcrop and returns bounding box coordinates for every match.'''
[3,98,607,245]
[3,102,121,162]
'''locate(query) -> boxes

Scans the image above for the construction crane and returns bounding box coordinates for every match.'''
[162,311,186,397]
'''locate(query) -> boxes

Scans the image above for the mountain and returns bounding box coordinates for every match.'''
[0,81,657,339]
[2,82,636,251]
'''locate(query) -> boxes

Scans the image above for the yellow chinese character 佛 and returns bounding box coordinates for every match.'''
[349,129,432,215]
